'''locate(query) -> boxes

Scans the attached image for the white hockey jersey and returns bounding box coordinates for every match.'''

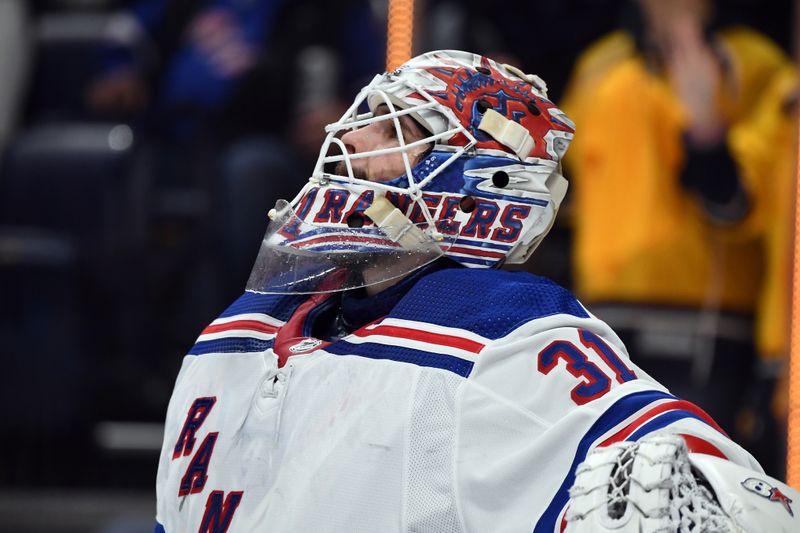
[155,268,762,532]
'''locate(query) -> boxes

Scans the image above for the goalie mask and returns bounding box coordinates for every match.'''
[247,50,575,294]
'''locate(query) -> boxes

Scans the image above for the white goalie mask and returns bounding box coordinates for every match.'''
[247,50,575,294]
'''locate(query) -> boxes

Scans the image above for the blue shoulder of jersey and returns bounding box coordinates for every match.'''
[189,268,587,358]
[389,268,589,340]
[218,291,308,322]
[185,291,307,356]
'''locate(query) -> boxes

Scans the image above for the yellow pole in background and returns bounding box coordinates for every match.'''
[386,0,415,71]
[790,124,800,486]
[788,0,800,489]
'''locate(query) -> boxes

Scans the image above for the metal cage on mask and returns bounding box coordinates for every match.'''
[246,52,572,295]
[313,72,477,240]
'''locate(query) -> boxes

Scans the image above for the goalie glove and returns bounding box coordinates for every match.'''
[564,434,799,532]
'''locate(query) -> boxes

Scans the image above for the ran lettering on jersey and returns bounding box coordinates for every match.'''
[173,397,244,531]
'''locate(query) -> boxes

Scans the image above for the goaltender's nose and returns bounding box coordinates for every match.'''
[341,122,383,156]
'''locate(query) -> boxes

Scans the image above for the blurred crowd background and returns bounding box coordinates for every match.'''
[0,0,796,531]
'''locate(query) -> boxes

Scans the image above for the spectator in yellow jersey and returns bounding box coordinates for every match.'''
[728,63,798,450]
[560,0,797,477]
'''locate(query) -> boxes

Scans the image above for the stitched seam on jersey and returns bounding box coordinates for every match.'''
[464,376,552,429]
[401,368,421,533]
[470,336,554,429]
[496,300,591,338]
[452,379,469,533]
[495,314,597,343]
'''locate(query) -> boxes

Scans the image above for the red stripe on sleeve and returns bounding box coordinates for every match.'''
[599,400,728,447]
[353,324,485,354]
[201,320,279,336]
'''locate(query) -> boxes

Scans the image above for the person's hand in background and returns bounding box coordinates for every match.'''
[664,7,726,146]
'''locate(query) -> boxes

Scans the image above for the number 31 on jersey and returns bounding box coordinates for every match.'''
[538,329,636,405]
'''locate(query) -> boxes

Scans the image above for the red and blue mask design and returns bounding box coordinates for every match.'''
[247,51,575,294]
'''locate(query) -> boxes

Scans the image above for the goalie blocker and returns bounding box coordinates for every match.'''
[566,434,799,532]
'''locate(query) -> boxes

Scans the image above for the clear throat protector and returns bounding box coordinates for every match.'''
[246,198,454,294]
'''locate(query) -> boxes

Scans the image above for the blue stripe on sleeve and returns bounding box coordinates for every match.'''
[533,390,676,533]
[188,338,275,356]
[628,410,717,442]
[324,340,474,377]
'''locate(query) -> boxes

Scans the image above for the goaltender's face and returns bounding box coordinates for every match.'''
[337,104,430,182]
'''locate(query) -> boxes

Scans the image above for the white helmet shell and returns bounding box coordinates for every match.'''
[247,50,575,294]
